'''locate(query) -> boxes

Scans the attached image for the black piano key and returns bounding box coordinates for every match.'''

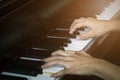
[55,27,80,35]
[14,59,45,69]
[5,66,39,76]
[34,43,64,50]
[0,55,19,72]
[48,30,74,38]
[48,29,79,38]
[30,36,69,50]
[4,59,44,76]
[0,74,28,80]
[34,46,64,51]
[40,37,71,44]
[15,34,70,49]
[30,36,70,50]
[24,49,54,59]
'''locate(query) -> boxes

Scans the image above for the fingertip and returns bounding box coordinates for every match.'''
[69,31,72,34]
[51,70,64,78]
[41,58,47,62]
[69,29,74,34]
[51,49,64,56]
[41,65,46,69]
[51,50,58,55]
[76,35,81,40]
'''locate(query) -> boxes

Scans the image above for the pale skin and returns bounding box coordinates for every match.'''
[69,17,120,40]
[41,18,120,80]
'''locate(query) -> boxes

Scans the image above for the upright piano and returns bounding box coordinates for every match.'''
[0,0,120,80]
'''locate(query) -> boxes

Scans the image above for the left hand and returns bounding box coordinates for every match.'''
[41,50,101,78]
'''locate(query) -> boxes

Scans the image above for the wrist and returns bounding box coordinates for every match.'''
[92,59,114,80]
[107,20,120,32]
[93,59,120,80]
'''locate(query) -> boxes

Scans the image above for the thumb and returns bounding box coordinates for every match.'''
[51,68,76,78]
[51,69,66,78]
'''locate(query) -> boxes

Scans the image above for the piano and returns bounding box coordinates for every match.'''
[0,0,120,80]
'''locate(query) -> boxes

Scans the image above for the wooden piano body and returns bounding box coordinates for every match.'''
[0,0,120,80]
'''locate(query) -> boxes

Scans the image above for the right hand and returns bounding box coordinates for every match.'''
[69,17,113,40]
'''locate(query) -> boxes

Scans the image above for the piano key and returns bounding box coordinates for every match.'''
[34,45,64,51]
[47,29,78,38]
[23,49,54,59]
[55,27,80,35]
[20,35,70,50]
[96,0,120,20]
[4,59,44,76]
[19,56,64,77]
[43,37,71,43]
[43,66,64,76]
[4,67,39,76]
[14,59,45,69]
[1,56,61,80]
[0,74,28,80]
[1,72,56,80]
[35,39,68,47]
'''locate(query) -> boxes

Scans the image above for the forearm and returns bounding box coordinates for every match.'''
[95,59,120,80]
[108,20,120,32]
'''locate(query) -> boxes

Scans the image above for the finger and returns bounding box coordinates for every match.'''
[51,69,67,78]
[87,17,96,20]
[43,56,72,62]
[76,50,91,57]
[69,22,85,34]
[70,18,86,29]
[51,50,73,57]
[75,50,84,54]
[65,50,75,54]
[70,17,86,28]
[76,31,93,40]
[41,60,68,69]
[51,68,77,78]
[69,18,86,34]
[51,50,64,56]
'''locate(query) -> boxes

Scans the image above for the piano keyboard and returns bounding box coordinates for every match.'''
[1,0,120,80]
[96,0,120,20]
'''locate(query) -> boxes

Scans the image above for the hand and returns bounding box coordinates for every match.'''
[41,50,102,78]
[69,17,113,40]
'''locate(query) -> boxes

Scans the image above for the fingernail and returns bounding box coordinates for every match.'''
[69,31,72,34]
[41,65,45,69]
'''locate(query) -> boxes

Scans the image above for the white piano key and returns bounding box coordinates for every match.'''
[20,57,42,61]
[64,33,92,51]
[69,38,92,45]
[1,72,56,80]
[43,66,64,76]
